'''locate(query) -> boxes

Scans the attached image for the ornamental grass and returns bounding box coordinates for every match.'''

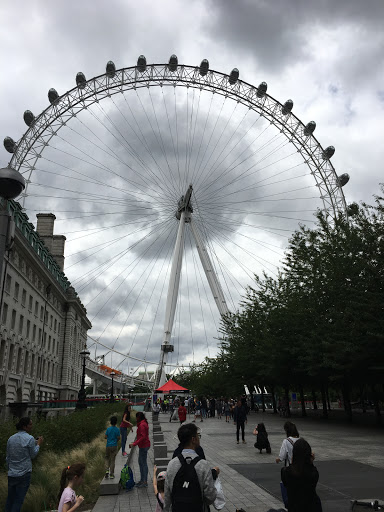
[0,402,136,511]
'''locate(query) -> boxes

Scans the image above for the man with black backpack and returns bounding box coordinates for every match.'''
[164,423,218,512]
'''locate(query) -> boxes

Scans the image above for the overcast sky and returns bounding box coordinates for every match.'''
[1,0,383,380]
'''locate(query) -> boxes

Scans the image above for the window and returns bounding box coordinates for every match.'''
[58,323,61,333]
[1,303,8,324]
[26,320,31,339]
[14,282,20,300]
[11,310,16,330]
[28,295,33,311]
[40,306,44,321]
[18,315,24,335]
[24,351,29,375]
[44,332,47,348]
[5,274,11,293]
[16,347,23,373]
[54,318,57,332]
[34,301,38,316]
[8,344,14,371]
[0,340,6,367]
[50,315,53,328]
[44,310,48,324]
[31,354,35,377]
[48,336,51,352]
[33,324,36,342]
[39,328,42,343]
[21,289,27,306]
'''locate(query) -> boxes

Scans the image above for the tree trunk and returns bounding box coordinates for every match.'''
[312,389,318,410]
[284,386,291,417]
[299,384,307,417]
[360,385,366,413]
[326,386,331,411]
[371,383,382,426]
[321,382,328,418]
[342,383,353,422]
[261,386,266,412]
[271,385,277,414]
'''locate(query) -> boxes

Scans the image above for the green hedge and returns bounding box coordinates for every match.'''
[0,402,134,472]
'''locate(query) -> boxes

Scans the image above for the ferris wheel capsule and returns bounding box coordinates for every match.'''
[137,55,147,72]
[337,173,350,187]
[168,55,178,72]
[228,68,239,85]
[322,145,335,160]
[23,110,35,127]
[48,88,59,104]
[304,121,316,136]
[257,82,267,98]
[4,136,16,153]
[282,99,293,115]
[199,59,209,76]
[106,61,116,78]
[76,72,86,89]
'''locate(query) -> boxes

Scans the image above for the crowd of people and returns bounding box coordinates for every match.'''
[5,401,322,512]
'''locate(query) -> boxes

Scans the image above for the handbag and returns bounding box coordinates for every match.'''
[213,476,226,510]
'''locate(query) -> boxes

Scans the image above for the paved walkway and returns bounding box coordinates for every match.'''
[104,409,384,512]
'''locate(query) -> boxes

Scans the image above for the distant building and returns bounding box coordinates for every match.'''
[0,200,91,419]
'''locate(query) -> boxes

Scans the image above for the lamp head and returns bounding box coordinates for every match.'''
[0,167,25,200]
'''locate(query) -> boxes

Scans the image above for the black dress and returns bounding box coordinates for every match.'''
[254,431,270,451]
[281,464,322,512]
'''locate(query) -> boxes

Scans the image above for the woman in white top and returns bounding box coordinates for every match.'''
[276,421,300,465]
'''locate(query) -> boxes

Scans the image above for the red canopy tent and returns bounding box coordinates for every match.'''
[155,379,189,394]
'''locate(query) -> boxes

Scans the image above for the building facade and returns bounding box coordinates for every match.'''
[0,200,92,419]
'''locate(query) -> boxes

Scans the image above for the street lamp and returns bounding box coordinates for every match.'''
[0,166,25,313]
[76,346,90,410]
[110,371,116,403]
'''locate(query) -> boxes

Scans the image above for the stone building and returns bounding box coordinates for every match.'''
[0,200,92,419]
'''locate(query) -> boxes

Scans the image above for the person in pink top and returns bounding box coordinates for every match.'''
[57,463,85,512]
[129,412,150,488]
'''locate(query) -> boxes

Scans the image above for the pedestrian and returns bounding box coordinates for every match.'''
[164,423,219,511]
[193,399,203,422]
[201,397,207,419]
[129,411,150,488]
[5,417,43,512]
[105,416,120,479]
[253,423,271,453]
[276,421,300,465]
[153,464,166,511]
[216,399,223,419]
[120,405,133,456]
[210,397,216,418]
[281,438,321,511]
[57,463,86,512]
[233,399,247,444]
[178,401,187,424]
[223,400,230,422]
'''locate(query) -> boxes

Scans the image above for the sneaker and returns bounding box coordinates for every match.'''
[237,441,239,444]
[105,472,109,479]
[110,474,115,479]
[242,440,246,444]
[136,482,148,488]
[122,451,127,456]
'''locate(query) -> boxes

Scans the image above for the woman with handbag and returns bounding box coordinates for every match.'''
[253,423,271,453]
[281,438,322,511]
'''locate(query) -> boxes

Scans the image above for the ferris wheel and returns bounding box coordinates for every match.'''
[3,55,350,385]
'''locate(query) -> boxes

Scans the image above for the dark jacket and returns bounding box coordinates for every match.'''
[281,464,321,512]
[233,405,247,423]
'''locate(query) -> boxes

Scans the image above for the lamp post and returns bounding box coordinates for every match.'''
[76,346,90,410]
[110,371,116,403]
[0,166,25,316]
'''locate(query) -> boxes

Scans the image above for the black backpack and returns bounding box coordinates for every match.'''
[171,454,204,512]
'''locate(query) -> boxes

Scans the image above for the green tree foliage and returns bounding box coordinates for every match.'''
[216,186,384,419]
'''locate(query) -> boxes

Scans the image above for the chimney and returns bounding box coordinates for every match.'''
[36,213,66,271]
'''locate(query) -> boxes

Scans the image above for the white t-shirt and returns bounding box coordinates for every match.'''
[58,486,76,512]
[278,436,299,465]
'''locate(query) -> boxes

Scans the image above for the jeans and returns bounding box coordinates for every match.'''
[138,447,149,482]
[105,446,118,475]
[236,421,245,441]
[120,427,127,453]
[6,472,31,512]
